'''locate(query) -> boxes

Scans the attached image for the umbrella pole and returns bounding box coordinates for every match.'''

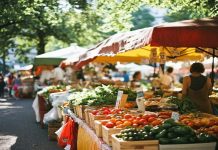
[212,48,215,87]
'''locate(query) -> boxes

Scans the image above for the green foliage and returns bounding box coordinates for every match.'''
[131,6,155,30]
[148,0,218,19]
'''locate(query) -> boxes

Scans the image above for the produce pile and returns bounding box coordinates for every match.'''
[167,96,198,114]
[116,119,217,144]
[94,108,172,129]
[179,113,218,137]
[68,85,137,106]
[39,85,66,100]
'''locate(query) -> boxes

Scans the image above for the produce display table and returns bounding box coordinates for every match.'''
[67,109,111,150]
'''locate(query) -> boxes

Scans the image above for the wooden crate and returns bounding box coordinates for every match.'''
[102,126,122,146]
[94,120,109,138]
[84,108,95,126]
[111,134,159,150]
[75,105,89,119]
[159,142,217,150]
[89,113,106,129]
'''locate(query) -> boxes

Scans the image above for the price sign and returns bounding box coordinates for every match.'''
[115,91,128,109]
[171,112,180,122]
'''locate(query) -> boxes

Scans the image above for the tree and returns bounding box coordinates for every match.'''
[131,6,155,30]
[147,0,218,19]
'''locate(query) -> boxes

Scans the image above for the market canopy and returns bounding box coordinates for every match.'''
[75,17,218,68]
[34,44,87,66]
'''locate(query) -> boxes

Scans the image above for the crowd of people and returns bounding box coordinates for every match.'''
[0,62,216,114]
[0,72,22,99]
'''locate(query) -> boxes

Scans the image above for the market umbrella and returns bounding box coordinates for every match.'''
[34,44,87,66]
[92,46,204,64]
[76,17,218,83]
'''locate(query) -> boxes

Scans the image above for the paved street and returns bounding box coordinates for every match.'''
[0,98,62,150]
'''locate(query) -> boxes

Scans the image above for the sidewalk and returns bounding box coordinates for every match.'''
[0,98,62,150]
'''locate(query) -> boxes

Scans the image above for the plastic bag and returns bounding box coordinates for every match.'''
[57,118,74,148]
[32,96,40,122]
[43,107,59,124]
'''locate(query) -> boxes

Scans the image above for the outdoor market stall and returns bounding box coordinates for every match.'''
[32,18,218,150]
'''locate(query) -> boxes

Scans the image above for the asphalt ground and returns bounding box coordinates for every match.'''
[0,97,63,150]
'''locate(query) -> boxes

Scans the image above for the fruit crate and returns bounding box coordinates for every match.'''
[94,120,109,138]
[84,108,95,126]
[75,105,88,119]
[89,113,106,129]
[102,126,122,146]
[159,142,216,150]
[111,134,159,150]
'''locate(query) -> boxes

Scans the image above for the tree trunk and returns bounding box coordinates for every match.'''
[37,30,46,55]
[2,50,6,74]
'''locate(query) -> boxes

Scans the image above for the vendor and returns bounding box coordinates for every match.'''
[131,71,142,88]
[160,67,174,89]
[182,62,213,114]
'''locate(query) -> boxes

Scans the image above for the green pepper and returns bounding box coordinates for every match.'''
[167,132,177,139]
[144,125,152,132]
[155,129,167,139]
[197,133,217,143]
[150,126,164,135]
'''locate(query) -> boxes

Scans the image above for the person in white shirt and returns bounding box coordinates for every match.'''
[52,66,65,84]
[160,67,174,89]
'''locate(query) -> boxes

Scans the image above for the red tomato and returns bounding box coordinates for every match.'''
[136,117,141,120]
[148,117,156,123]
[133,119,139,124]
[92,110,99,115]
[149,114,157,118]
[115,121,123,126]
[151,120,162,126]
[143,121,148,125]
[124,114,132,119]
[102,107,110,111]
[103,110,110,115]
[142,115,149,120]
[139,119,146,124]
[105,122,114,128]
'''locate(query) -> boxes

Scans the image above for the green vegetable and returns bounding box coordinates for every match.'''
[155,129,167,139]
[150,126,163,134]
[167,96,198,114]
[197,133,217,143]
[167,132,177,139]
[143,125,152,132]
[171,137,189,144]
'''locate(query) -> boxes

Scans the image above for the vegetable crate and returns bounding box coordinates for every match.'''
[111,134,159,150]
[89,113,106,129]
[159,142,217,150]
[75,105,89,119]
[94,120,109,138]
[84,108,95,126]
[102,126,122,146]
[48,122,62,141]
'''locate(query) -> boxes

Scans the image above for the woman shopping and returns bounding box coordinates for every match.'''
[182,62,213,114]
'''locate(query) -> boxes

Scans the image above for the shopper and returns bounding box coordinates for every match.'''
[13,74,22,99]
[0,73,6,98]
[182,62,213,114]
[131,71,142,88]
[160,67,174,89]
[8,73,14,97]
[123,71,129,82]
